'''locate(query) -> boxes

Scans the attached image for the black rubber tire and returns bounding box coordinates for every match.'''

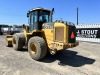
[12,33,25,50]
[28,36,47,60]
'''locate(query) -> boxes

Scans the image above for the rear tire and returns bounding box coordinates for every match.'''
[12,33,25,50]
[28,36,47,60]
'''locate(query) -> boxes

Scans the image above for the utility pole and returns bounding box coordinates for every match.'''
[77,7,79,25]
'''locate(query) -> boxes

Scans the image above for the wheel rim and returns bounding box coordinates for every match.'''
[13,38,16,47]
[30,43,37,54]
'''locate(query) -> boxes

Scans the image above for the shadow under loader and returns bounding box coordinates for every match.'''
[40,50,95,67]
[17,48,95,67]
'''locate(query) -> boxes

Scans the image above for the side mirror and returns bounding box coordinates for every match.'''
[52,8,54,14]
[22,24,26,29]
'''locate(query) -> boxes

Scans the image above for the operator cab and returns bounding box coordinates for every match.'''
[27,7,53,31]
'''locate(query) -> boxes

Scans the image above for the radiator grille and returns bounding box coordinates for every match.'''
[55,27,64,41]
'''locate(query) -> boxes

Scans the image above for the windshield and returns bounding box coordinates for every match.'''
[28,10,50,31]
[39,10,50,23]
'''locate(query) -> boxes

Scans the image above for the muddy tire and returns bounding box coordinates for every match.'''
[12,33,25,50]
[28,36,47,60]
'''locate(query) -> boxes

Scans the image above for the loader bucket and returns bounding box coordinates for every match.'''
[6,35,13,47]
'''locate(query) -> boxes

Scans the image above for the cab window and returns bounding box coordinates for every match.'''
[28,11,37,31]
[39,10,50,23]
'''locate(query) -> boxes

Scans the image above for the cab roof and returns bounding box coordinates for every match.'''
[27,7,51,13]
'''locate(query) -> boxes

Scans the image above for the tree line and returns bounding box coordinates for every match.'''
[0,24,23,28]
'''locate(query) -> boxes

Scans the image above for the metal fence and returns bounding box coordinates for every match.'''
[76,24,100,43]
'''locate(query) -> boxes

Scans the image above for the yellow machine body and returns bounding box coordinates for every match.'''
[42,22,79,51]
[6,22,79,50]
[6,7,79,60]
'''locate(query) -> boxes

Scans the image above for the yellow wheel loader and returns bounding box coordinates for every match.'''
[6,7,79,60]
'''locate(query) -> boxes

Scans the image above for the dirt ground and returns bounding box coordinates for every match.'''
[0,35,100,75]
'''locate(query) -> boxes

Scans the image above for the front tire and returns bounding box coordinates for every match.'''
[28,36,47,60]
